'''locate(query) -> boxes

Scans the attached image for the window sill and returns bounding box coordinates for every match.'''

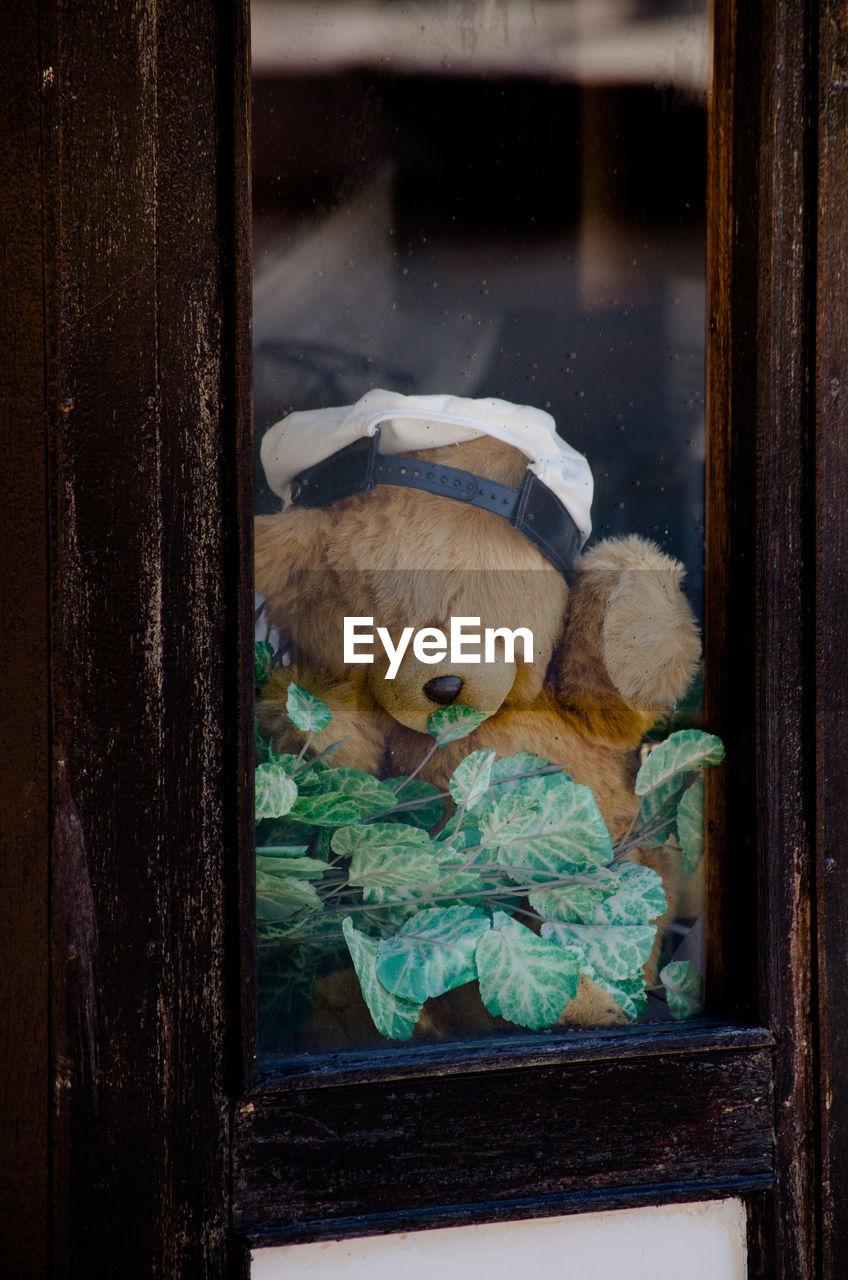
[235,1020,774,1245]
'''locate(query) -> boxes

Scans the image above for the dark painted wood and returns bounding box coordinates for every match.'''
[257,1019,773,1088]
[708,1,822,1275]
[814,6,848,1279]
[0,7,51,1276]
[747,0,819,1276]
[705,0,761,1026]
[231,0,260,1100]
[233,1037,774,1242]
[246,1177,776,1251]
[240,0,824,1259]
[5,0,848,1273]
[34,1,250,1275]
[245,1177,775,1250]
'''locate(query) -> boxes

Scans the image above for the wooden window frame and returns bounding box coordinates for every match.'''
[2,1,847,1276]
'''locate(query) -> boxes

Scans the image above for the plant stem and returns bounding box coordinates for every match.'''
[293,735,352,775]
[392,739,441,795]
[293,730,316,768]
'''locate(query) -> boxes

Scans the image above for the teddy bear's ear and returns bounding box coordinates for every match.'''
[556,535,701,716]
[254,508,327,626]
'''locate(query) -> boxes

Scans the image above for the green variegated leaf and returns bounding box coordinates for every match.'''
[342,918,422,1041]
[473,753,566,815]
[255,766,298,821]
[384,778,446,830]
[582,966,648,1021]
[448,748,496,810]
[312,827,332,861]
[254,640,275,689]
[427,704,488,745]
[334,823,438,904]
[660,959,704,1019]
[255,844,310,858]
[435,822,482,852]
[528,873,619,924]
[635,730,724,796]
[268,751,300,772]
[531,864,664,927]
[255,869,322,922]
[376,905,490,1002]
[312,766,398,819]
[434,847,489,898]
[256,943,315,1045]
[631,772,694,847]
[476,911,581,1029]
[257,910,343,944]
[349,850,438,905]
[542,920,656,982]
[289,792,362,827]
[480,775,613,875]
[286,683,333,733]
[254,720,272,765]
[255,852,327,878]
[332,821,433,858]
[676,776,705,874]
[591,862,667,925]
[289,762,325,796]
[433,825,514,898]
[489,751,555,790]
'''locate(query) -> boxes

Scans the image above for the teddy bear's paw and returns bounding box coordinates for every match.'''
[290,968,388,1051]
[578,535,701,711]
[556,972,631,1028]
[256,666,391,774]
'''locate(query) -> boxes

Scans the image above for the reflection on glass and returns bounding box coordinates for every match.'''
[252,0,712,1057]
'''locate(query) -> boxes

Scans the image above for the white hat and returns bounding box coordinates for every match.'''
[260,388,593,545]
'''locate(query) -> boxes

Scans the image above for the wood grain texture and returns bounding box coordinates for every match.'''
[233,1035,774,1243]
[231,0,260,1096]
[707,1,823,1275]
[6,0,848,1271]
[37,1,251,1274]
[814,6,848,1279]
[747,0,819,1275]
[0,7,51,1276]
[705,0,760,1026]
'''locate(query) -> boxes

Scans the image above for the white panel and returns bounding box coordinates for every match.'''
[252,1198,747,1280]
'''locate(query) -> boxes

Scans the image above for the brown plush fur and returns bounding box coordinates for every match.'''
[255,435,701,1045]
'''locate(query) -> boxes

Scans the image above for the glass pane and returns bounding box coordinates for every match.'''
[252,0,715,1055]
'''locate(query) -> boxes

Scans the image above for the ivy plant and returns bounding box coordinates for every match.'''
[254,651,722,1048]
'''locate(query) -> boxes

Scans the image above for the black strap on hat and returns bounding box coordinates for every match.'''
[289,428,581,579]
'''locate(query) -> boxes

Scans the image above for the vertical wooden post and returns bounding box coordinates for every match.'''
[710,0,820,1275]
[0,8,51,1278]
[2,1,252,1274]
[814,6,848,1278]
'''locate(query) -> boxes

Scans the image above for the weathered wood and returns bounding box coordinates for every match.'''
[814,7,848,1280]
[5,0,848,1271]
[705,0,760,1025]
[247,1177,775,1251]
[0,7,51,1276]
[233,1037,774,1243]
[748,0,819,1275]
[232,0,260,1099]
[707,1,821,1274]
[258,1019,773,1088]
[36,1,250,1274]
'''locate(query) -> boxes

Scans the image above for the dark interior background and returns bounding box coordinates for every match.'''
[251,1,707,600]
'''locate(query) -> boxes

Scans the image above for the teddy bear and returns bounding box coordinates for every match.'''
[255,390,701,1047]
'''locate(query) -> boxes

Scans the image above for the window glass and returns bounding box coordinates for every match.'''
[252,0,714,1056]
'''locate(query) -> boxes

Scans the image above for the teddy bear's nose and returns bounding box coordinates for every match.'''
[423,675,464,705]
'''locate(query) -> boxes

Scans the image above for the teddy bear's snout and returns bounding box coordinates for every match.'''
[423,674,464,706]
